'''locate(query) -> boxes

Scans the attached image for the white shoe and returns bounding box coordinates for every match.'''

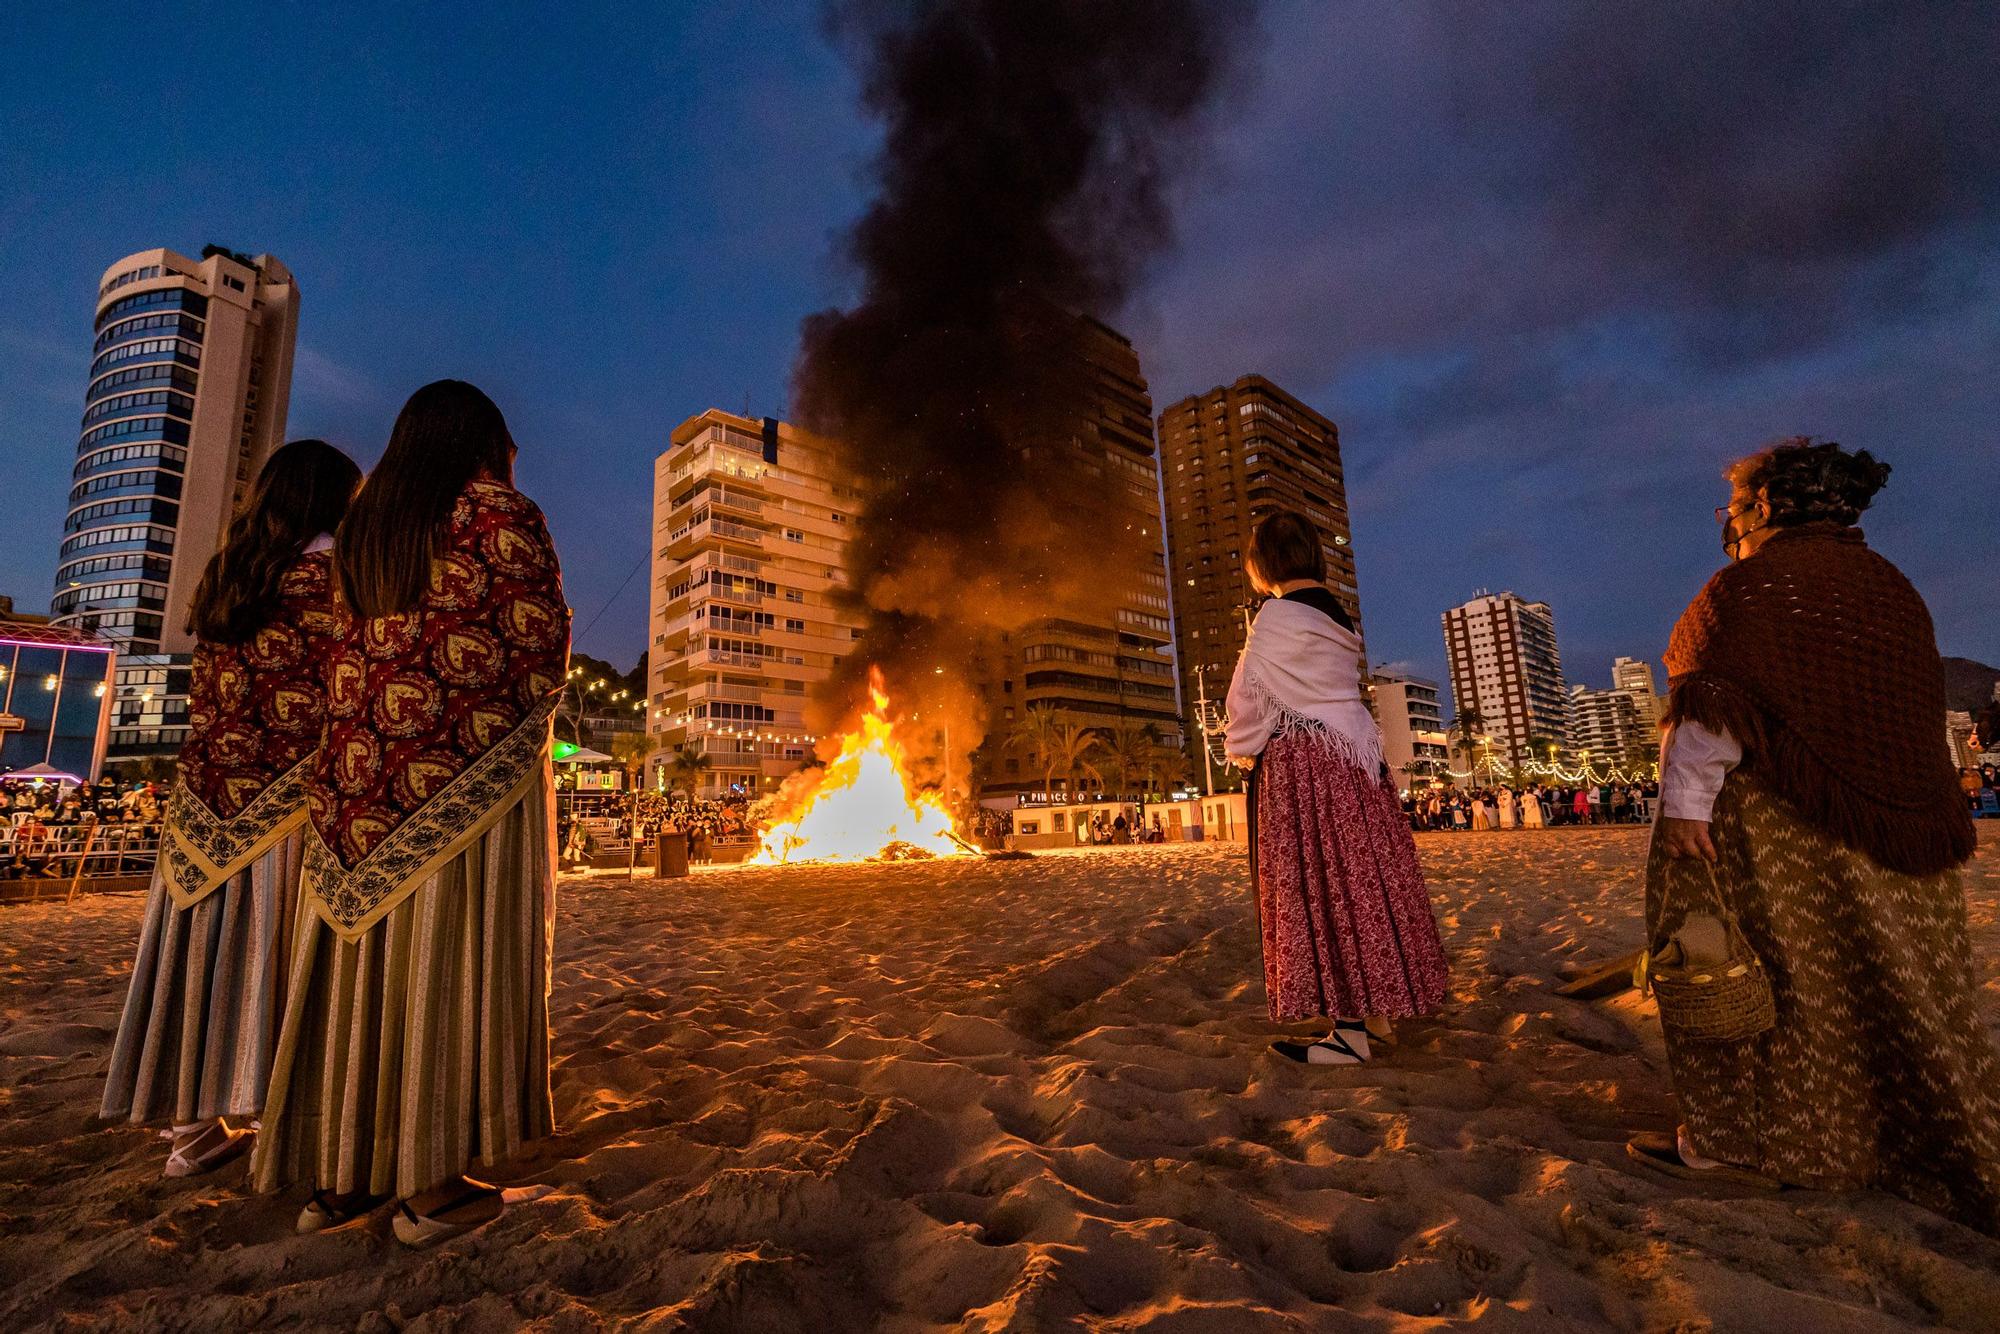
[164,1122,254,1178]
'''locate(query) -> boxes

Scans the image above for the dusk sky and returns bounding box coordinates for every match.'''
[3,2,1994,705]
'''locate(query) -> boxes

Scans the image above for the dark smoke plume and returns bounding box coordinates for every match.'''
[789,0,1254,787]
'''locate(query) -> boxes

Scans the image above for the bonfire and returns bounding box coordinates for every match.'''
[751,670,970,864]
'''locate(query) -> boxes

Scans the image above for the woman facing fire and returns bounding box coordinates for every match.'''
[251,381,570,1246]
[101,439,361,1175]
[1226,511,1448,1064]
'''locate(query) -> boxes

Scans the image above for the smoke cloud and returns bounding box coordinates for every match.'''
[790,0,1255,784]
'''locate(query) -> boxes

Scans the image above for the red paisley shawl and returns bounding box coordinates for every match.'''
[162,549,348,906]
[303,480,570,936]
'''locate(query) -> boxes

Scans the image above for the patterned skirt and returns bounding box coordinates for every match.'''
[101,834,301,1124]
[1647,773,2000,1231]
[1253,728,1450,1022]
[251,770,555,1200]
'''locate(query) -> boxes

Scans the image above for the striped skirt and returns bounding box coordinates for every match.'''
[251,770,555,1200]
[101,833,301,1125]
[1253,728,1450,1022]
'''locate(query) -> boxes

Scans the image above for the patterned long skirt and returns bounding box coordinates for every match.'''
[251,771,555,1200]
[1647,773,2000,1232]
[1253,729,1450,1022]
[101,833,301,1124]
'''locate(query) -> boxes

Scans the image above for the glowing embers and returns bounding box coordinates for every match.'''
[752,668,967,865]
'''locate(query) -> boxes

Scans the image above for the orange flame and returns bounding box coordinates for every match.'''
[752,669,969,864]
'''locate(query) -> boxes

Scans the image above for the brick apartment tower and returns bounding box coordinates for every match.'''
[1441,592,1570,769]
[1158,375,1361,757]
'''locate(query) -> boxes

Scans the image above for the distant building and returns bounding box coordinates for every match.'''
[1612,656,1662,731]
[1569,683,1650,770]
[0,617,115,781]
[53,246,300,766]
[975,318,1180,798]
[1946,710,1979,769]
[645,410,867,798]
[1441,592,1569,767]
[1370,668,1448,788]
[1159,374,1360,755]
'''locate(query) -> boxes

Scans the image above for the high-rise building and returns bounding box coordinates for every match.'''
[1568,683,1647,767]
[645,410,867,798]
[1612,655,1663,740]
[53,246,299,764]
[975,319,1180,797]
[1369,668,1448,787]
[1158,374,1360,753]
[1441,592,1569,766]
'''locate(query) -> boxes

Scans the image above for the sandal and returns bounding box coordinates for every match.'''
[391,1180,506,1249]
[297,1188,391,1234]
[164,1122,254,1178]
[1626,1130,1781,1191]
[1274,1021,1371,1066]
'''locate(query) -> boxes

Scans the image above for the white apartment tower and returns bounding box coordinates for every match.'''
[54,246,299,763]
[1612,655,1663,740]
[644,411,866,797]
[1441,592,1569,766]
[1368,668,1449,786]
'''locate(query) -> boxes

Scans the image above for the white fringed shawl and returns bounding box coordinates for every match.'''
[1224,598,1384,776]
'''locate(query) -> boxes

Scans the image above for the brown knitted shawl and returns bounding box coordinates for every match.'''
[1664,522,1975,876]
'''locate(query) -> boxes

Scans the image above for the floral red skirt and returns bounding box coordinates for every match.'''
[1252,727,1449,1022]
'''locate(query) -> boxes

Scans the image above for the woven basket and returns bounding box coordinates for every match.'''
[1644,864,1776,1043]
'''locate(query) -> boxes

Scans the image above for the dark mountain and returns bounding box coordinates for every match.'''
[1943,657,2000,713]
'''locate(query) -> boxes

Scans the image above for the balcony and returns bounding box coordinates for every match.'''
[665,516,767,559]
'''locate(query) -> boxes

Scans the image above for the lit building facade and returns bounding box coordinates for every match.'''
[1369,668,1448,788]
[1568,683,1646,767]
[645,411,867,798]
[1612,655,1663,746]
[52,247,299,765]
[0,618,115,781]
[976,319,1181,797]
[1442,592,1569,767]
[1158,375,1360,754]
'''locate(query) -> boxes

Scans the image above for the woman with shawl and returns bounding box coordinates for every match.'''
[1630,438,2000,1232]
[1226,511,1448,1065]
[102,441,360,1175]
[252,382,570,1245]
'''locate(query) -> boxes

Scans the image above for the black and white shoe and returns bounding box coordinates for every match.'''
[1273,1022,1371,1066]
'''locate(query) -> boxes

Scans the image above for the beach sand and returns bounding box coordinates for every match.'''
[2,827,1997,1331]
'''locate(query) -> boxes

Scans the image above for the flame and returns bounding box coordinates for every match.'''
[752,669,969,864]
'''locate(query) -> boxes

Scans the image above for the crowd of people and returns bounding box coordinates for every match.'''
[555,789,758,866]
[1,775,166,879]
[1402,780,1659,832]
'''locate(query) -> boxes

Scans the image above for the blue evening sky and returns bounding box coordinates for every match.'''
[2,3,1993,704]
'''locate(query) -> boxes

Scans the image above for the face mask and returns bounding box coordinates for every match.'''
[1721,507,1767,560]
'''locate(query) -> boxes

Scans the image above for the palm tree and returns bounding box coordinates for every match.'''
[661,744,711,798]
[1447,708,1486,785]
[1007,703,1064,800]
[610,732,663,791]
[1050,720,1104,802]
[1142,737,1193,799]
[1101,722,1157,801]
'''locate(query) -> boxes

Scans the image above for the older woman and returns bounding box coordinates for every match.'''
[1631,438,1998,1232]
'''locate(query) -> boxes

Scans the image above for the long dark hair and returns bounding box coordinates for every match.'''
[335,380,515,617]
[187,439,361,643]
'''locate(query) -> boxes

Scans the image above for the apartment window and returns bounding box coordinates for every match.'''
[784,529,804,543]
[223,276,246,292]
[785,618,804,633]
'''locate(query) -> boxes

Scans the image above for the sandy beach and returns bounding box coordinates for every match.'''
[2,827,1997,1331]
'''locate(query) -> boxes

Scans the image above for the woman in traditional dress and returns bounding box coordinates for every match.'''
[1631,438,2000,1232]
[102,440,360,1176]
[1497,786,1517,829]
[1227,511,1449,1066]
[252,381,570,1245]
[1521,786,1545,830]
